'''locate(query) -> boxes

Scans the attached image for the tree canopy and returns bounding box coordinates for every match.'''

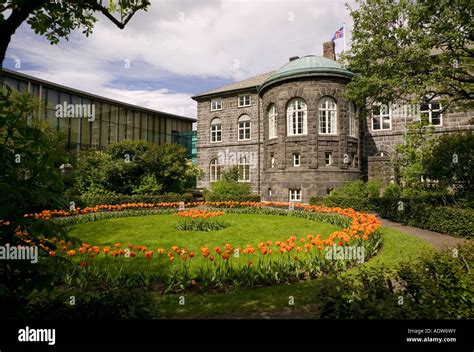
[344,0,473,112]
[0,0,150,66]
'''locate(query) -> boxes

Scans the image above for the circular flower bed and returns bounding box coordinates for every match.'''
[9,202,382,292]
[175,209,228,231]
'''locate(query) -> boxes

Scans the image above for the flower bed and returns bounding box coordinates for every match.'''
[175,209,228,231]
[10,202,382,292]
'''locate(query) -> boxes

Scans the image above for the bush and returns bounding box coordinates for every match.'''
[310,195,378,212]
[74,193,193,207]
[25,289,158,319]
[378,197,474,238]
[204,178,261,202]
[314,242,474,319]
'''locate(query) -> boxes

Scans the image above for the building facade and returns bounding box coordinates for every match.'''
[193,42,473,203]
[1,68,195,157]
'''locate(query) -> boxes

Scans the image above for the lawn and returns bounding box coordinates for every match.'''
[68,213,341,250]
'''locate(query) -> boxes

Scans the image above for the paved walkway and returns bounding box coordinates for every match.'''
[379,217,469,250]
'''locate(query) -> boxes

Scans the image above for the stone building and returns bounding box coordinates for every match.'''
[192,42,473,203]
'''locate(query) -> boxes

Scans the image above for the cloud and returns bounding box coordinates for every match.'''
[5,0,357,119]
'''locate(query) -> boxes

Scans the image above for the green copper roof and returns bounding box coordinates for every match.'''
[259,55,354,92]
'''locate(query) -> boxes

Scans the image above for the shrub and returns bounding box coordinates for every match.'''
[378,198,474,238]
[74,193,193,208]
[176,218,228,231]
[25,289,158,319]
[204,178,261,202]
[314,242,474,319]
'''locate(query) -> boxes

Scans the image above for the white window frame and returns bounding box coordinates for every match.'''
[238,115,251,141]
[209,159,221,182]
[238,157,251,182]
[268,188,272,196]
[419,102,443,126]
[287,98,307,136]
[319,97,338,135]
[325,152,333,166]
[268,105,278,139]
[372,104,392,131]
[348,102,356,137]
[211,99,222,111]
[270,154,275,168]
[293,153,300,167]
[210,118,222,143]
[289,189,301,202]
[238,94,251,108]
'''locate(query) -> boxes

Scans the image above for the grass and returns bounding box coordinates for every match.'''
[68,212,340,251]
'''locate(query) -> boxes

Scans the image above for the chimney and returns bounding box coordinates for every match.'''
[323,41,336,60]
[289,56,299,61]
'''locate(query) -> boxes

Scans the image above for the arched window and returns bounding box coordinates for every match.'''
[287,98,307,136]
[209,158,221,182]
[268,105,278,139]
[210,117,222,143]
[348,102,356,137]
[319,97,337,135]
[238,157,250,182]
[238,115,251,141]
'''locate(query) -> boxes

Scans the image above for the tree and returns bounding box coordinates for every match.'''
[0,87,71,312]
[344,0,473,112]
[0,0,150,66]
[423,131,474,194]
[393,119,435,189]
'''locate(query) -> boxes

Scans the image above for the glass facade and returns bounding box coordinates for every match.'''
[1,69,194,153]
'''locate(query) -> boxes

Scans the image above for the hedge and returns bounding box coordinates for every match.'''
[204,193,261,202]
[310,195,473,239]
[378,199,474,239]
[73,193,193,208]
[309,196,379,212]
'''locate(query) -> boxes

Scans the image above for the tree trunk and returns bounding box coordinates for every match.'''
[0,0,48,68]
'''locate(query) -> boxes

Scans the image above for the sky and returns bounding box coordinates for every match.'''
[4,0,356,119]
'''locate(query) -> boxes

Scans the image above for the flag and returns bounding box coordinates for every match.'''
[332,26,344,41]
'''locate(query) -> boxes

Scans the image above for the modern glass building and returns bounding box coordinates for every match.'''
[0,68,196,156]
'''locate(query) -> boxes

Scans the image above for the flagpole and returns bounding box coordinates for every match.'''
[343,22,346,53]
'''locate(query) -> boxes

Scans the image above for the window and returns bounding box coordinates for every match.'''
[348,102,356,137]
[287,98,307,136]
[289,189,301,202]
[325,152,333,166]
[238,95,251,107]
[270,153,275,168]
[210,118,222,143]
[319,97,337,134]
[238,115,251,141]
[210,159,221,182]
[372,105,391,131]
[238,157,250,182]
[293,153,300,167]
[420,102,442,126]
[268,188,272,196]
[268,105,278,139]
[211,99,222,111]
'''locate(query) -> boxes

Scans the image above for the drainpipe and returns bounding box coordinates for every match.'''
[257,90,261,196]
